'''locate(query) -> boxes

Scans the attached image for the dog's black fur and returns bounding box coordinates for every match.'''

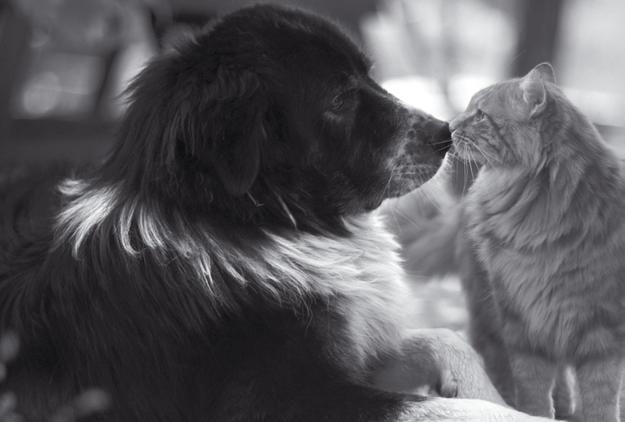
[0,5,454,421]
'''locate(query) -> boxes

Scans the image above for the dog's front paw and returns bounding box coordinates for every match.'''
[436,369,458,398]
[400,398,557,422]
[400,328,506,404]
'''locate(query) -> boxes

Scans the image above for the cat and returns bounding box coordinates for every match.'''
[449,63,625,422]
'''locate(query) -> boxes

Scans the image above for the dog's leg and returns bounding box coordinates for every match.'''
[400,397,555,421]
[372,328,506,405]
[509,352,557,418]
[575,355,623,422]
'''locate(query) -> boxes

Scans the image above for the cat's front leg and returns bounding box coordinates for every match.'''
[509,352,558,418]
[575,355,623,422]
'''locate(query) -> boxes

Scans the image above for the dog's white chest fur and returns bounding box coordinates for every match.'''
[263,212,411,368]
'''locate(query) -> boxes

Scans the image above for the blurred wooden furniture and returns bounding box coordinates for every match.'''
[512,0,564,76]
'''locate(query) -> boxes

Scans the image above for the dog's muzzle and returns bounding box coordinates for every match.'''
[427,121,452,157]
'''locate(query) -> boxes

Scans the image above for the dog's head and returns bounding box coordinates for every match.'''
[108,5,450,231]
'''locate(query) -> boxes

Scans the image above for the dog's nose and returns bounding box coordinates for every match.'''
[429,122,452,157]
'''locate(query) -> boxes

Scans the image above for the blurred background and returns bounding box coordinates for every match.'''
[1,0,624,330]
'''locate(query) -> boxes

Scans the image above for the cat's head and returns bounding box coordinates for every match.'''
[449,63,560,169]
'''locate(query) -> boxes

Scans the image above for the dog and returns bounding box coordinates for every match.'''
[0,5,551,421]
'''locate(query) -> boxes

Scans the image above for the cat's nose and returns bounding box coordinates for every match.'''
[449,117,460,133]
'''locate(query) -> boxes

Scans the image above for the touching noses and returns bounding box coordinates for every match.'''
[426,120,452,158]
[449,116,461,133]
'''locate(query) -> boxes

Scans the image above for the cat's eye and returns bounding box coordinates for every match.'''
[474,109,486,122]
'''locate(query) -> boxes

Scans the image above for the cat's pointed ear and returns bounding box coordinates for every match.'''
[531,62,556,84]
[520,64,553,118]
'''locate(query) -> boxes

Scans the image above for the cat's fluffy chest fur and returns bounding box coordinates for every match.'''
[465,164,625,361]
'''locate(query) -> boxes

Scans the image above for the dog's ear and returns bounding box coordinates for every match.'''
[199,68,267,196]
[122,53,267,197]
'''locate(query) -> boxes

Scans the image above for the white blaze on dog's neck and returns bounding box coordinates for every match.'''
[55,178,411,369]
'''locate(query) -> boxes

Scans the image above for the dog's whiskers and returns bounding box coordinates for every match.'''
[429,139,452,145]
[433,145,451,153]
[247,192,264,207]
[382,163,399,198]
[272,190,298,230]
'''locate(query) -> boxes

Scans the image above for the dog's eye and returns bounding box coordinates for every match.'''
[474,109,486,122]
[331,94,345,111]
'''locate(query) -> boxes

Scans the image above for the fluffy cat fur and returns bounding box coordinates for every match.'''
[450,63,625,422]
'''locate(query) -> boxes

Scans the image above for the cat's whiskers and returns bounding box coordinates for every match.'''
[465,148,479,191]
[472,141,495,168]
[462,144,470,195]
[414,187,442,212]
[453,133,473,144]
[392,198,430,227]
[467,149,476,185]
